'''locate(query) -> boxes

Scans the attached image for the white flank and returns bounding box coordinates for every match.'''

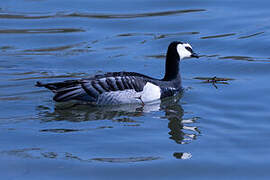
[177,43,192,60]
[96,82,161,105]
[97,89,141,105]
[141,82,161,103]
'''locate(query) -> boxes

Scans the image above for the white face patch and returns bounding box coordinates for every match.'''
[177,43,192,60]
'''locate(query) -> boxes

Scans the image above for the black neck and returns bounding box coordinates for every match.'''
[163,46,180,81]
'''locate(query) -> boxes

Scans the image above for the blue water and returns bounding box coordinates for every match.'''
[1,0,270,179]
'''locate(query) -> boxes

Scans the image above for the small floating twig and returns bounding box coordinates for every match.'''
[194,76,234,89]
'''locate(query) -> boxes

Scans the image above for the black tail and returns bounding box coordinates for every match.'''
[36,80,86,102]
[36,81,56,91]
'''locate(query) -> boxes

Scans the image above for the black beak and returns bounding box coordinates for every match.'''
[191,52,199,58]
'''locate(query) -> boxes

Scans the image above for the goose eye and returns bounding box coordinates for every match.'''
[185,46,193,52]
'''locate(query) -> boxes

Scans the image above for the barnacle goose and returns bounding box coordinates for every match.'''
[36,41,199,105]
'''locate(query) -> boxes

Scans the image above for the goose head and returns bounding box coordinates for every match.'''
[167,41,199,60]
[163,41,199,81]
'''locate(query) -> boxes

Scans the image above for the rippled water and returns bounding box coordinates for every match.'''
[1,0,270,179]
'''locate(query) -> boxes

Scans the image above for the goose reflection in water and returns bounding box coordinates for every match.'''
[37,93,200,159]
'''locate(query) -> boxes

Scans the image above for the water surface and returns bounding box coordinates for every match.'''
[1,0,270,179]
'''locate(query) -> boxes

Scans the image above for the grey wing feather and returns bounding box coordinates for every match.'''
[36,73,148,103]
